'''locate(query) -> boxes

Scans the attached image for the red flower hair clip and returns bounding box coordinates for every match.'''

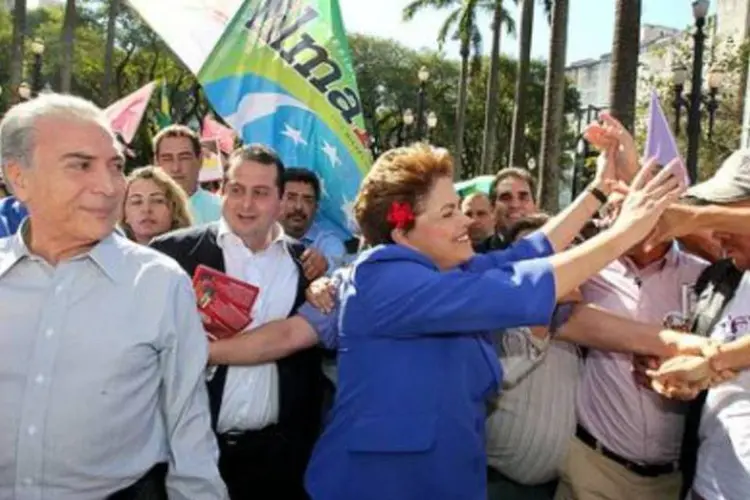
[387,201,415,230]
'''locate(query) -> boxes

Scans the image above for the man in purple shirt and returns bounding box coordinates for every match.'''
[554,240,708,500]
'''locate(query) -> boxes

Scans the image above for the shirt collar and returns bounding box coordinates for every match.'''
[0,220,123,282]
[302,223,321,244]
[620,240,682,276]
[0,224,30,279]
[190,187,206,201]
[216,217,288,252]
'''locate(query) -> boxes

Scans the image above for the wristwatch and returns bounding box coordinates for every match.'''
[587,185,609,205]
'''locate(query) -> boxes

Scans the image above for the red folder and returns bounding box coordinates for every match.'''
[192,265,260,340]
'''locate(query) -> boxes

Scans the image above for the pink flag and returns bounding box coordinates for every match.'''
[643,90,690,185]
[202,114,236,154]
[104,81,157,145]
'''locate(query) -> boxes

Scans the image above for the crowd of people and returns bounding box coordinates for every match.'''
[1,92,750,500]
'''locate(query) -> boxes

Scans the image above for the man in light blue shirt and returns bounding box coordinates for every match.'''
[279,167,346,276]
[153,124,222,225]
[0,94,226,498]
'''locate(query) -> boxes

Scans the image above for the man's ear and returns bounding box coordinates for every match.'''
[4,162,30,202]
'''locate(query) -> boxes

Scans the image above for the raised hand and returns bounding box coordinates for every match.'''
[583,112,639,184]
[610,157,686,244]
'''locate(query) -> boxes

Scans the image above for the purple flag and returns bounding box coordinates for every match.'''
[643,90,690,184]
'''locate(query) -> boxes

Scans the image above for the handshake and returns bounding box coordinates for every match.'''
[634,334,735,400]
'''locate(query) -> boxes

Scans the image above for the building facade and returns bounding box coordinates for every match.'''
[565,24,682,110]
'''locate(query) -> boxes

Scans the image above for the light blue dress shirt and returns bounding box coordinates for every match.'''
[301,223,347,273]
[189,188,222,225]
[0,226,227,499]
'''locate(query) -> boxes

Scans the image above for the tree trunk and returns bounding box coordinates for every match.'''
[538,0,569,212]
[60,0,77,93]
[608,0,642,132]
[454,43,470,180]
[509,0,534,167]
[101,0,119,104]
[479,2,503,175]
[9,0,27,103]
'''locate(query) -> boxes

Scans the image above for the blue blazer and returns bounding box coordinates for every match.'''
[0,197,27,238]
[305,233,557,500]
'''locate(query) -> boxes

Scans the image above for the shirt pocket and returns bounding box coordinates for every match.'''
[347,414,437,453]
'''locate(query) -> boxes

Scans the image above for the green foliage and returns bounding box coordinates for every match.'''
[635,28,747,181]
[0,9,12,112]
[0,1,207,169]
[0,3,579,181]
[349,33,580,179]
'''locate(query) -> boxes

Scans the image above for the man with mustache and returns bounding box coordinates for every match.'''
[279,168,346,278]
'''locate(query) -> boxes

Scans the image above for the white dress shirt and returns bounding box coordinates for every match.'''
[215,219,298,433]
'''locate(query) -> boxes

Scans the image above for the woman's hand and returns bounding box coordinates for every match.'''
[305,276,336,314]
[609,157,686,244]
[584,112,640,184]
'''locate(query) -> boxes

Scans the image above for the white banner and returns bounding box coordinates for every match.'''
[125,0,243,73]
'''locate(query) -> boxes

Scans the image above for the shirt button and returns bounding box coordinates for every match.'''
[55,284,64,294]
[45,328,53,338]
[22,477,33,486]
[35,374,44,385]
[27,426,37,436]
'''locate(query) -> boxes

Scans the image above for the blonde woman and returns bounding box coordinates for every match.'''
[121,166,194,244]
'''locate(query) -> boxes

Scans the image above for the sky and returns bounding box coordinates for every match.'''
[338,0,719,64]
[27,0,718,65]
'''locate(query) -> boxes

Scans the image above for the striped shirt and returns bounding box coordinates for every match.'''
[485,331,581,484]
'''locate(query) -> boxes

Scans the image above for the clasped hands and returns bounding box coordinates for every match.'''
[633,335,735,400]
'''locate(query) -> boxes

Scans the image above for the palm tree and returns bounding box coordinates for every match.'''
[403,0,484,180]
[537,0,569,212]
[102,0,120,104]
[9,0,27,102]
[479,0,515,175]
[60,0,77,93]
[508,0,535,167]
[608,0,642,132]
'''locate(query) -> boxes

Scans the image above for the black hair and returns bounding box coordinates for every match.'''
[226,143,285,195]
[283,167,321,201]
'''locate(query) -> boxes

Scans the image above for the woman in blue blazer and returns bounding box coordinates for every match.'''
[304,144,685,500]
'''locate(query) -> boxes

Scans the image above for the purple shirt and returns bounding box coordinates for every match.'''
[577,246,707,464]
